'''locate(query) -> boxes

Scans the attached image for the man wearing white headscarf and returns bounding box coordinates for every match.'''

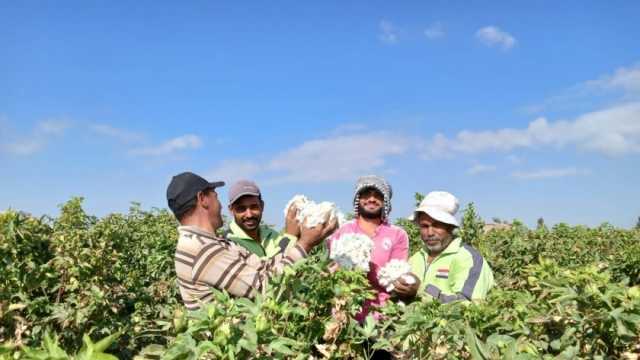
[328,175,409,321]
[393,191,495,303]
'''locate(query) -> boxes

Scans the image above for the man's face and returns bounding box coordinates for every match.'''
[416,212,454,255]
[358,188,384,219]
[229,195,263,232]
[203,189,223,230]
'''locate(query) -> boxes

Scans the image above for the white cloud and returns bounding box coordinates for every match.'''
[424,22,445,40]
[506,154,523,164]
[266,132,408,183]
[524,63,640,114]
[89,124,145,143]
[37,120,71,136]
[467,164,497,175]
[130,134,202,156]
[584,64,640,94]
[511,167,590,180]
[208,160,262,184]
[2,119,70,156]
[421,102,640,158]
[379,20,398,44]
[4,139,45,155]
[207,131,410,184]
[475,26,516,50]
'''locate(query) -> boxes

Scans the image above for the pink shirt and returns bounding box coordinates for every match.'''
[328,219,409,321]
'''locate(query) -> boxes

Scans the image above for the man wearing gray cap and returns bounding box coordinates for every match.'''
[393,191,495,303]
[166,172,337,308]
[225,179,298,258]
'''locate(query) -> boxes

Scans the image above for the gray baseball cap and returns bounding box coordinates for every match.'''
[228,180,261,205]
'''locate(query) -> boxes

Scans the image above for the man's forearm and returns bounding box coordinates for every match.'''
[195,242,307,298]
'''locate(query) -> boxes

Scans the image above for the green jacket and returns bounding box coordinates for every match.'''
[225,221,296,258]
[409,238,495,303]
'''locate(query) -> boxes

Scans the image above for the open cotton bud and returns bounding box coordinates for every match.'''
[378,259,413,292]
[284,195,346,228]
[402,274,416,285]
[284,195,309,218]
[330,233,373,272]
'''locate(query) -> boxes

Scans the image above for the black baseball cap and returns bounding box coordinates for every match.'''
[166,172,224,217]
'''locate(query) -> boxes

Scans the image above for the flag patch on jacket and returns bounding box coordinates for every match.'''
[436,268,449,279]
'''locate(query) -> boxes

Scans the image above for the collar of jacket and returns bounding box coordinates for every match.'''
[229,220,277,243]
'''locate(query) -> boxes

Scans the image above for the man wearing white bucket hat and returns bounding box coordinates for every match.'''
[393,191,495,303]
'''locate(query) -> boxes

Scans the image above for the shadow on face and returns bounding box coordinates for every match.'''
[199,189,223,230]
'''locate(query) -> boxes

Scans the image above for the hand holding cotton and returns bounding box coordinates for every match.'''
[284,195,346,228]
[378,259,415,292]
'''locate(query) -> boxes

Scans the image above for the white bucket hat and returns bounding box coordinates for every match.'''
[410,191,460,227]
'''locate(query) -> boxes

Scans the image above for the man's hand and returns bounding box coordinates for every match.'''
[297,215,338,253]
[392,273,420,300]
[284,204,301,238]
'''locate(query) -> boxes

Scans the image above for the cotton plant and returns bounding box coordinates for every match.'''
[329,233,374,272]
[377,259,415,292]
[284,194,346,228]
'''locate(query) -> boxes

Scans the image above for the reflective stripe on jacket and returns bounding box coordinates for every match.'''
[409,238,495,303]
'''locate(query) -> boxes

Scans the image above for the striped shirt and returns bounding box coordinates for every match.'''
[174,225,307,309]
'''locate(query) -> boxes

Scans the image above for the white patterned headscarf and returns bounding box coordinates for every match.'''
[353,175,393,221]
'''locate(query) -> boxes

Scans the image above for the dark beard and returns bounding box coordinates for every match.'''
[359,207,382,219]
[235,215,261,232]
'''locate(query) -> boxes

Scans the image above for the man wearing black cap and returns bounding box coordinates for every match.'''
[225,179,298,258]
[167,172,337,308]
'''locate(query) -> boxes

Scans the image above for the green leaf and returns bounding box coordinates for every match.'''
[91,354,119,360]
[465,326,489,360]
[32,332,69,359]
[8,303,27,312]
[93,331,122,352]
[486,334,515,348]
[136,344,165,357]
[238,338,257,353]
[268,339,296,356]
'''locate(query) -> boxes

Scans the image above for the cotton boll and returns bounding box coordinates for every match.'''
[298,202,326,228]
[284,195,345,228]
[307,202,345,228]
[378,259,413,290]
[284,195,309,218]
[329,233,373,272]
[402,274,416,285]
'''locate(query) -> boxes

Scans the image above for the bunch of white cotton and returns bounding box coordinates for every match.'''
[284,195,345,228]
[283,195,309,218]
[329,233,373,272]
[377,259,415,292]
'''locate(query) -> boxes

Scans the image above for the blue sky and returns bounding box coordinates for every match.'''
[2,0,640,228]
